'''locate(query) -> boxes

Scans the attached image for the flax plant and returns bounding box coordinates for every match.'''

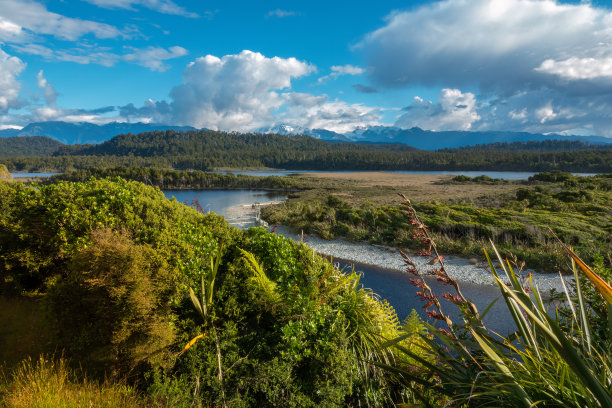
[379,196,612,407]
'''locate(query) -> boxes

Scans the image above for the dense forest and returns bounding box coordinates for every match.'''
[438,139,612,152]
[2,130,612,172]
[0,136,64,158]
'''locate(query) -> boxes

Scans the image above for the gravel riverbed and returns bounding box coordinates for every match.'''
[225,203,570,293]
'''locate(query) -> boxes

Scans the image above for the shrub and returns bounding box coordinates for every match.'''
[47,229,176,376]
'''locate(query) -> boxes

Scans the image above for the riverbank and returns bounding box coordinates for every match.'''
[224,202,568,292]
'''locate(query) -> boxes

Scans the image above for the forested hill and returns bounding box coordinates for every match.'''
[0,136,64,157]
[438,140,612,152]
[56,130,418,157]
[2,130,612,172]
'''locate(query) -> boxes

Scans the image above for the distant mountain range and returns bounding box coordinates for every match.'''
[0,121,196,145]
[257,124,612,149]
[1,121,611,149]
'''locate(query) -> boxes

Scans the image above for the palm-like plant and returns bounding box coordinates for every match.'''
[179,243,227,406]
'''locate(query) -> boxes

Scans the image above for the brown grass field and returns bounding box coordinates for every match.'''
[291,172,522,205]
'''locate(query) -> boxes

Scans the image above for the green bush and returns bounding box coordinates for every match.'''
[47,229,176,376]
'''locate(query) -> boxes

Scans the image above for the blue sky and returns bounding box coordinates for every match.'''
[2,0,612,136]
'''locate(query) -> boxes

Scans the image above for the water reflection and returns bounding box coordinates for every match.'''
[162,189,286,217]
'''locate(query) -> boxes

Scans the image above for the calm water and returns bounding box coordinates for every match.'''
[223,170,599,180]
[10,172,61,178]
[162,189,287,216]
[334,259,517,334]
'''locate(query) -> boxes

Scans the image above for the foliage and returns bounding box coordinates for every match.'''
[47,229,176,376]
[3,129,612,172]
[0,163,10,180]
[262,173,612,271]
[379,199,612,407]
[0,177,233,292]
[0,356,148,408]
[0,137,64,158]
[55,166,306,190]
[0,177,430,406]
[158,228,430,407]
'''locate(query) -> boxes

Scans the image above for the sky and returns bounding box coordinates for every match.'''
[2,0,612,136]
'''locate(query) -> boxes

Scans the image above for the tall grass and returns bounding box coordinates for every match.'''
[0,356,148,408]
[378,195,612,407]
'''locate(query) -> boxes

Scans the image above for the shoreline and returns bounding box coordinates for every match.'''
[223,203,569,292]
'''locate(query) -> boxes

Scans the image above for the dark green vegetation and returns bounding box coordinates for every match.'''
[2,130,612,172]
[0,136,64,158]
[0,178,430,407]
[55,166,306,190]
[262,172,612,271]
[439,139,612,152]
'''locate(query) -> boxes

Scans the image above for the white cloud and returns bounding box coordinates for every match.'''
[169,50,315,130]
[36,70,58,107]
[0,16,25,42]
[82,0,198,18]
[0,0,124,41]
[536,57,612,80]
[359,0,612,135]
[11,43,187,70]
[123,46,188,71]
[318,64,365,84]
[0,48,25,113]
[396,89,480,131]
[331,65,364,76]
[359,0,612,92]
[266,9,297,18]
[536,103,557,124]
[118,51,382,132]
[280,92,382,133]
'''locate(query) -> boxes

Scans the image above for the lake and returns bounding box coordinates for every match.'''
[11,170,601,180]
[222,170,600,180]
[10,172,62,178]
[162,189,287,217]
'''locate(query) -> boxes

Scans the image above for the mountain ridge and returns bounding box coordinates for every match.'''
[2,121,611,149]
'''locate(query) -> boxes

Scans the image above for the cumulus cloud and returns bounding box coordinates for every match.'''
[0,48,25,113]
[536,57,612,81]
[117,51,382,132]
[281,92,382,133]
[169,50,315,130]
[0,0,124,41]
[36,70,58,107]
[359,0,612,92]
[359,0,612,135]
[83,0,198,18]
[396,89,480,131]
